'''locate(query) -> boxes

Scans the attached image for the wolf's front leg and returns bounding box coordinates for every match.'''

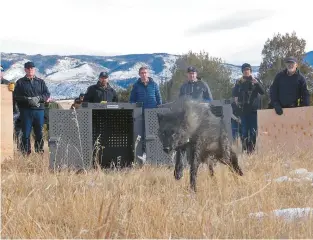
[189,145,200,192]
[174,149,184,180]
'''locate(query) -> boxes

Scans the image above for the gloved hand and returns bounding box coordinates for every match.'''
[8,82,15,92]
[274,104,283,115]
[28,96,41,107]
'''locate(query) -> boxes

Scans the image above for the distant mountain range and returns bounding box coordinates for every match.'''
[1,51,312,100]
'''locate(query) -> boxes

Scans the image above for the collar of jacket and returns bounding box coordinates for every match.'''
[23,75,38,81]
[137,77,154,85]
[96,81,112,89]
[187,77,202,84]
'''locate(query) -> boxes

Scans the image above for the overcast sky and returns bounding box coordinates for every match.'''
[0,0,312,65]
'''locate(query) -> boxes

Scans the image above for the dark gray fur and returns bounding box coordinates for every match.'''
[157,98,243,192]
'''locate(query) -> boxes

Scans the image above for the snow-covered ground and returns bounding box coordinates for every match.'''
[249,207,313,222]
[249,168,313,223]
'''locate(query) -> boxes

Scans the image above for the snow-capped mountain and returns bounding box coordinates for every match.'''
[4,51,310,100]
[1,52,180,100]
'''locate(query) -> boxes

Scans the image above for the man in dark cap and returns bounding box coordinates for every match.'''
[179,66,213,102]
[79,93,84,102]
[83,71,118,103]
[233,63,265,154]
[270,56,310,115]
[13,61,51,155]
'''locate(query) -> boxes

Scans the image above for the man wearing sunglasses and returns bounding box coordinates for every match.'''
[270,56,310,115]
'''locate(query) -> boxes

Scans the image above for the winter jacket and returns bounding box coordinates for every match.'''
[13,76,50,110]
[233,76,265,114]
[179,78,213,102]
[271,68,310,108]
[129,77,162,109]
[83,82,118,103]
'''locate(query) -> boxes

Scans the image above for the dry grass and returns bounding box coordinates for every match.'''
[1,149,313,239]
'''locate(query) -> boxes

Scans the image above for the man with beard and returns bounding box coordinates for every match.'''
[179,66,213,102]
[83,72,118,103]
[270,56,310,115]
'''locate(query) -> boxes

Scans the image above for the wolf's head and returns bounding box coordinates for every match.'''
[157,111,185,154]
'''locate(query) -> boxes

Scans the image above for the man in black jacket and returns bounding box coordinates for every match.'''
[233,63,265,154]
[271,56,310,115]
[83,72,118,103]
[13,61,50,155]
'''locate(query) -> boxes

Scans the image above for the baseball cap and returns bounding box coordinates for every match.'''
[187,66,197,73]
[285,56,297,63]
[99,72,109,78]
[24,61,35,69]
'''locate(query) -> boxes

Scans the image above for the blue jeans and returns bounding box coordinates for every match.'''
[231,118,241,142]
[19,108,45,154]
[241,112,257,153]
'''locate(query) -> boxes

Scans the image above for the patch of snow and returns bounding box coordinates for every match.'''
[46,63,95,81]
[45,57,83,75]
[3,59,30,81]
[249,208,313,222]
[271,168,313,183]
[273,176,290,182]
[109,62,150,81]
[290,168,309,176]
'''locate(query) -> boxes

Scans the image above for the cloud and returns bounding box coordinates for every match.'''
[185,9,276,36]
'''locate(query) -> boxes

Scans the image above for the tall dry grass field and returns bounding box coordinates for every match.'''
[1,149,313,239]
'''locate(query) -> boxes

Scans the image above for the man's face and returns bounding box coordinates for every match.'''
[25,67,35,77]
[286,61,297,73]
[99,76,108,86]
[139,69,149,81]
[243,68,252,77]
[187,71,197,81]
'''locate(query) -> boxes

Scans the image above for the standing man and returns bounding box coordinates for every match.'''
[129,66,162,162]
[129,66,162,108]
[271,56,310,115]
[179,66,213,102]
[233,63,265,154]
[83,72,118,103]
[13,61,50,155]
